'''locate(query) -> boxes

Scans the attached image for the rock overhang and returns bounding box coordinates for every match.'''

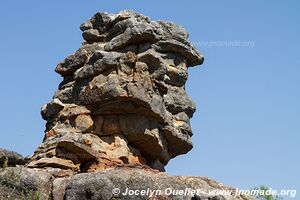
[29,10,204,172]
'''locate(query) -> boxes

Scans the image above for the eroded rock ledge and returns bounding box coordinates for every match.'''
[28,10,204,172]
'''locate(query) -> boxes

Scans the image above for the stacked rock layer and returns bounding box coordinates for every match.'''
[28,10,204,172]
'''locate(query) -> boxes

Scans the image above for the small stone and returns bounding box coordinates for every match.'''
[82,29,104,42]
[55,49,89,76]
[74,115,94,133]
[54,86,73,103]
[41,98,65,120]
[165,64,188,87]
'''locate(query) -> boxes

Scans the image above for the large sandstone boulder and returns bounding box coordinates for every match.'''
[28,10,204,172]
[0,167,256,200]
[0,167,53,200]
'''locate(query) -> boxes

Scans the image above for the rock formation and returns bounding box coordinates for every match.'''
[27,10,204,172]
[0,10,258,200]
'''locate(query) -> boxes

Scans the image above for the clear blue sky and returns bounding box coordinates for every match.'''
[0,1,299,199]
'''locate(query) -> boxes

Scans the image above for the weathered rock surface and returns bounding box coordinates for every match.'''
[0,167,53,200]
[28,10,204,172]
[0,167,256,200]
[0,11,257,200]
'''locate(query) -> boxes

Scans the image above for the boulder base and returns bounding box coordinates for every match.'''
[0,167,256,200]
